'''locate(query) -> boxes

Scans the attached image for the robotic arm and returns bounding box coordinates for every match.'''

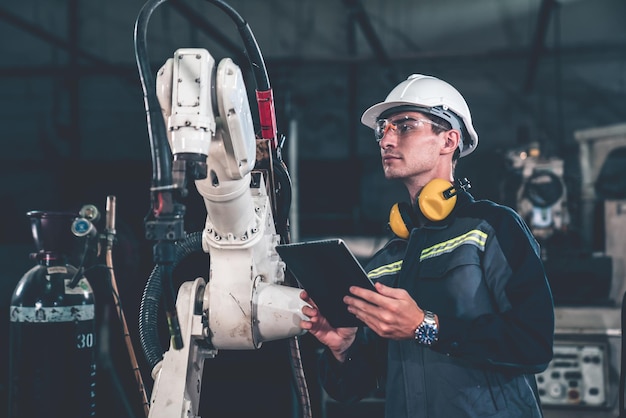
[147,48,307,418]
[157,46,306,346]
[134,3,309,417]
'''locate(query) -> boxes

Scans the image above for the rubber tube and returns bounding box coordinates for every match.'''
[139,231,204,369]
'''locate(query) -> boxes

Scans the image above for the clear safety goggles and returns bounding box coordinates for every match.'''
[374,117,447,142]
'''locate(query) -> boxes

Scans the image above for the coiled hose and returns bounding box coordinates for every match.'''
[139,231,204,370]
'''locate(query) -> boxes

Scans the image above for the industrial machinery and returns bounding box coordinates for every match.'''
[133,1,310,417]
[504,142,570,247]
[503,142,613,307]
[503,126,626,417]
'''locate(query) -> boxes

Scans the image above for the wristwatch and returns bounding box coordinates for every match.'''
[414,310,438,346]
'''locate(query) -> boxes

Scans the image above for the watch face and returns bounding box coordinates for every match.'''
[416,324,437,345]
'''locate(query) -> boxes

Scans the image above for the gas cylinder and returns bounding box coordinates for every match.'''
[8,211,97,418]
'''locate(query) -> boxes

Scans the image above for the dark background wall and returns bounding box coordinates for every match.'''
[1,0,626,417]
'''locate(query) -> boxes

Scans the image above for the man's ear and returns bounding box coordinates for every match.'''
[441,129,461,156]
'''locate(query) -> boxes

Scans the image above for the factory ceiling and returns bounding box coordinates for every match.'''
[1,0,625,236]
[2,0,625,148]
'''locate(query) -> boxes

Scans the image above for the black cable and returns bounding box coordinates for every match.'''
[134,0,172,189]
[135,0,186,352]
[205,0,270,91]
[68,236,93,288]
[619,293,626,418]
[272,158,293,240]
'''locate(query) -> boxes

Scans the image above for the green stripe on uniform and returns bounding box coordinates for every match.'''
[367,260,403,279]
[420,229,487,261]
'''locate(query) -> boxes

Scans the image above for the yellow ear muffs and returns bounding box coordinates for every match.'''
[418,178,458,222]
[389,201,416,240]
[389,179,459,238]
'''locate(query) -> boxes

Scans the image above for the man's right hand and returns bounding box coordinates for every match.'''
[299,290,357,363]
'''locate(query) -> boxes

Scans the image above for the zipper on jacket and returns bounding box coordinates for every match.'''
[397,228,429,417]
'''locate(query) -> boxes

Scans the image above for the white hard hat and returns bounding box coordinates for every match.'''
[361,74,478,158]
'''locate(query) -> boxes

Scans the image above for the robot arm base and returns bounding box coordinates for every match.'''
[148,278,217,418]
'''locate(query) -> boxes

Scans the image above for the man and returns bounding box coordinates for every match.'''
[300,74,554,417]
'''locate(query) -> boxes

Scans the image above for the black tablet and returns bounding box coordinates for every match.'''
[276,238,376,328]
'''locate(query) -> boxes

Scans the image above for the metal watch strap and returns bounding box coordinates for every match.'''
[415,310,438,346]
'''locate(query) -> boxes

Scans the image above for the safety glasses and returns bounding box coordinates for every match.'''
[374,117,447,142]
